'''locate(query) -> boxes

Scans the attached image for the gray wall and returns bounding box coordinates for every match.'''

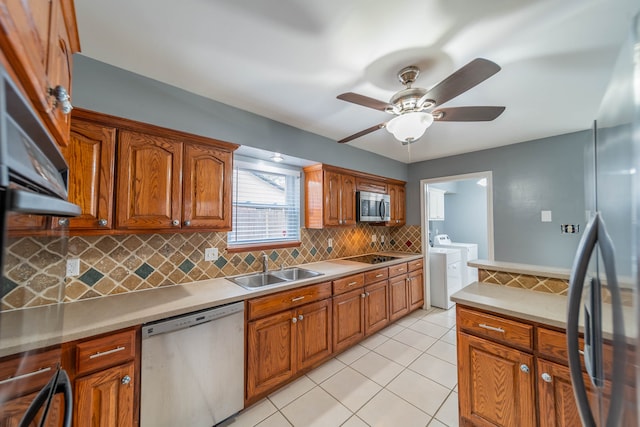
[71,55,408,181]
[408,131,590,268]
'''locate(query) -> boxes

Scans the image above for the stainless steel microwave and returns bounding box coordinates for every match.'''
[356,191,390,222]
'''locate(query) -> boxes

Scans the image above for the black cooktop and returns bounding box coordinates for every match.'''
[345,254,400,264]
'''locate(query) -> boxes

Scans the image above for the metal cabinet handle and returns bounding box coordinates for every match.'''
[121,375,131,385]
[98,218,108,227]
[291,296,305,302]
[89,346,125,359]
[184,220,191,227]
[375,274,383,278]
[520,364,530,374]
[0,367,52,385]
[478,323,505,333]
[365,292,370,297]
[298,314,304,321]
[58,218,69,227]
[361,293,366,298]
[541,373,552,383]
[347,281,358,287]
[172,219,180,226]
[292,317,297,324]
[48,85,73,114]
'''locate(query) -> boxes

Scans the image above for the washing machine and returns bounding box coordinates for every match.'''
[428,247,462,309]
[433,234,478,286]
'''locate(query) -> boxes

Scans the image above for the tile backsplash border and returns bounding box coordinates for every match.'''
[2,224,422,309]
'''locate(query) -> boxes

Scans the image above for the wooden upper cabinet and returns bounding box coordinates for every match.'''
[116,131,183,230]
[387,184,406,226]
[56,118,116,230]
[0,0,80,146]
[304,163,405,229]
[183,143,232,230]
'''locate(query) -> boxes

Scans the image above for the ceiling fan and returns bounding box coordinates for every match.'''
[336,58,505,145]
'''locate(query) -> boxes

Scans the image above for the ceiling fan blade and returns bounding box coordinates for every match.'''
[337,123,385,143]
[420,58,501,108]
[433,106,505,122]
[337,92,391,111]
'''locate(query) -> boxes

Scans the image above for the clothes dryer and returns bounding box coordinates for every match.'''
[433,234,478,286]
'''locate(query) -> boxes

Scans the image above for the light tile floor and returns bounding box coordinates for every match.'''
[221,307,459,427]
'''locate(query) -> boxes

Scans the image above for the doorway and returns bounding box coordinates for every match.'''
[419,171,494,309]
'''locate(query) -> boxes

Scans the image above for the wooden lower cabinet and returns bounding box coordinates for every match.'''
[0,393,63,427]
[363,280,389,334]
[75,362,135,427]
[246,299,332,403]
[458,332,536,427]
[408,268,424,311]
[333,288,365,353]
[389,274,409,321]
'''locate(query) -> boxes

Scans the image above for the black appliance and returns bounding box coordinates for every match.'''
[345,254,400,264]
[356,191,391,222]
[0,64,79,426]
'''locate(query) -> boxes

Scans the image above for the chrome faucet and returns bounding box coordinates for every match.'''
[261,253,268,273]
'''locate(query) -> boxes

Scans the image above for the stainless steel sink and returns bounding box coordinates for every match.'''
[230,267,324,289]
[270,267,324,281]
[231,272,287,289]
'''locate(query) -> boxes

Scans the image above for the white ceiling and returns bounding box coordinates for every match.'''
[74,0,637,164]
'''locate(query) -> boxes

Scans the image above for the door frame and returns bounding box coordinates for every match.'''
[419,171,495,309]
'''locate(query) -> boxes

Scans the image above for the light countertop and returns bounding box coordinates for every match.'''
[0,252,421,357]
[468,259,571,280]
[451,282,636,341]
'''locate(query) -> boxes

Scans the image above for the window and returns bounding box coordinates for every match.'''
[227,159,301,247]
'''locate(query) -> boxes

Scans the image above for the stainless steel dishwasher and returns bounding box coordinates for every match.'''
[140,301,244,427]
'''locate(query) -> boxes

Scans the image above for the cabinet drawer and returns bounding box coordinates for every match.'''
[248,282,332,320]
[333,274,364,295]
[364,268,388,284]
[457,307,533,350]
[76,328,137,376]
[388,263,408,277]
[0,347,61,399]
[407,259,423,272]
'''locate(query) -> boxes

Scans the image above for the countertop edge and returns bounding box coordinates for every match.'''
[468,259,572,280]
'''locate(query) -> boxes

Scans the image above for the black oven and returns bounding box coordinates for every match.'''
[0,65,79,426]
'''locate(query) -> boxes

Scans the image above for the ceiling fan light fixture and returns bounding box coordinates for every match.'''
[386,112,434,143]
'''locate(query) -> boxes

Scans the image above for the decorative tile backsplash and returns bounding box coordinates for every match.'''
[478,269,569,295]
[2,224,423,309]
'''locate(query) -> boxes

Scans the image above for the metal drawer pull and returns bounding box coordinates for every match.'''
[375,274,384,278]
[347,281,358,286]
[0,367,52,385]
[291,296,305,302]
[541,373,552,383]
[89,346,126,359]
[478,323,505,333]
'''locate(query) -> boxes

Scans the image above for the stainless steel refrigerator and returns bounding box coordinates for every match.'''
[566,13,639,426]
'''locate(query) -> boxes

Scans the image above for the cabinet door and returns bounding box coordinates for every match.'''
[296,299,332,371]
[537,359,638,427]
[75,362,135,427]
[340,174,356,225]
[0,392,62,427]
[458,332,536,427]
[408,269,424,311]
[364,280,389,335]
[246,310,295,400]
[323,170,342,226]
[394,185,406,225]
[6,213,48,232]
[45,0,73,145]
[57,119,116,230]
[183,143,232,229]
[389,274,409,321]
[333,288,365,353]
[116,131,183,229]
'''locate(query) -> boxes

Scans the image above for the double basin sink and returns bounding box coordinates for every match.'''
[231,267,324,289]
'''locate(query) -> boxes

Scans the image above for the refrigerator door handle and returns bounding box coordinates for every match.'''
[567,213,626,427]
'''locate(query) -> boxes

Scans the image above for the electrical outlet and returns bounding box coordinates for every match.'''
[204,247,219,261]
[328,238,333,248]
[371,235,377,243]
[380,235,385,244]
[66,258,80,277]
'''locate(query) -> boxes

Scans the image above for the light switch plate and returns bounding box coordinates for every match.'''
[371,235,377,243]
[541,210,552,222]
[204,247,219,261]
[66,259,80,277]
[328,238,333,248]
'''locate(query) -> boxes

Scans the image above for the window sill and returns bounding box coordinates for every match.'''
[227,240,301,253]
